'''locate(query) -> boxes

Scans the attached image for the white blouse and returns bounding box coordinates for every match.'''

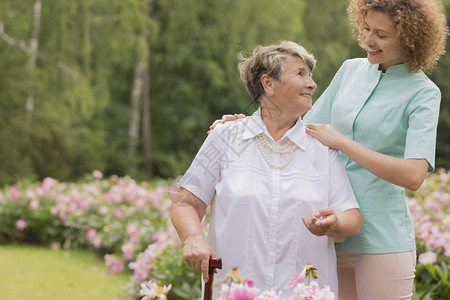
[180,108,358,297]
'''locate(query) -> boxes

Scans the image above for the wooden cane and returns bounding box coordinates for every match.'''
[204,256,222,300]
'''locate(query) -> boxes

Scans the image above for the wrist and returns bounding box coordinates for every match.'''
[335,134,349,151]
[183,232,205,244]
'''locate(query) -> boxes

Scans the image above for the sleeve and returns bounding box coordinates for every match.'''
[327,148,359,213]
[178,125,225,205]
[303,60,348,124]
[404,85,441,172]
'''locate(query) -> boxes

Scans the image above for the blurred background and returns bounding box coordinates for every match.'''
[1,0,449,185]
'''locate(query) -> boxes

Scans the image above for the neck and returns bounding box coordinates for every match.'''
[260,106,299,142]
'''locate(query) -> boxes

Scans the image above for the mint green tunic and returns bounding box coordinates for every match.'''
[303,58,441,253]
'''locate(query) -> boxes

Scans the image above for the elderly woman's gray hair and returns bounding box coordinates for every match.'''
[238,41,316,105]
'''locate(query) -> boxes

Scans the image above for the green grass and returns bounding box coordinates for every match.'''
[0,245,130,300]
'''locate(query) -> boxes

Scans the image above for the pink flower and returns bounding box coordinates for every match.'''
[285,269,306,291]
[50,206,58,215]
[86,228,97,241]
[92,170,103,179]
[290,281,321,299]
[244,278,255,287]
[93,237,102,249]
[114,208,124,219]
[134,198,146,209]
[122,241,136,260]
[418,251,437,265]
[99,206,109,215]
[30,198,39,210]
[256,289,283,299]
[15,219,27,231]
[218,282,261,300]
[140,280,172,300]
[445,243,450,257]
[126,223,140,236]
[59,212,67,223]
[10,185,21,199]
[24,190,35,199]
[104,254,125,274]
[41,177,58,191]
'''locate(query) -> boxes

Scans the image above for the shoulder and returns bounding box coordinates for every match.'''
[210,117,251,143]
[305,133,335,157]
[302,134,343,172]
[401,72,441,112]
[343,58,375,72]
[410,71,441,94]
[332,58,373,80]
[342,58,370,68]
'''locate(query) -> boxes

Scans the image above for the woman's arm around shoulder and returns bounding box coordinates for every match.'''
[305,124,429,191]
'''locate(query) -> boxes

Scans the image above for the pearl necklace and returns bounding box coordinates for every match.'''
[256,133,298,169]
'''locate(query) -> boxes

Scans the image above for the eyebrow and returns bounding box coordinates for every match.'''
[295,67,312,75]
[364,22,391,35]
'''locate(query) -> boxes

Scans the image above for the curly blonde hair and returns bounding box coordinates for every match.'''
[347,0,448,72]
[238,41,316,105]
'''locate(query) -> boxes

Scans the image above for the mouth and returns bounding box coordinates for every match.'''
[299,94,312,99]
[368,48,382,55]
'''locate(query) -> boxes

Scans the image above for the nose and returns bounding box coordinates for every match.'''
[306,77,317,90]
[363,31,374,46]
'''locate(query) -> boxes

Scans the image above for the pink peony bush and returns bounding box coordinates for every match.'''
[0,168,448,299]
[406,168,450,299]
[0,171,200,299]
[406,168,449,258]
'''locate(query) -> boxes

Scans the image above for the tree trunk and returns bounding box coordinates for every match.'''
[25,0,42,143]
[141,64,153,177]
[128,0,153,177]
[141,0,154,178]
[127,56,145,158]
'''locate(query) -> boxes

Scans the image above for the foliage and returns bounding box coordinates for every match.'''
[2,0,449,185]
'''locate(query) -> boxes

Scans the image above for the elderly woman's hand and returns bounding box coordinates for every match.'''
[302,207,338,237]
[207,114,247,134]
[183,233,216,282]
[304,123,346,149]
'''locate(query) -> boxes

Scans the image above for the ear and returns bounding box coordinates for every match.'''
[261,74,276,97]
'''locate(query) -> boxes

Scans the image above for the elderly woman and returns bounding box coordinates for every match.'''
[170,41,363,297]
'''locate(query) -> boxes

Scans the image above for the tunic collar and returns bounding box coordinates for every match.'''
[241,108,307,151]
[377,63,409,76]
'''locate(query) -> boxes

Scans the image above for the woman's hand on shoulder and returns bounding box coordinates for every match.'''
[304,123,346,149]
[207,113,247,134]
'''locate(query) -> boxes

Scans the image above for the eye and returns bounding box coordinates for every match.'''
[377,33,386,39]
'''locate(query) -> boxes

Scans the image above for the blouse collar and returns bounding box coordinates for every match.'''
[241,108,307,151]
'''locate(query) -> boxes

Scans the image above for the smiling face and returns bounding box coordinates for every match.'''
[362,9,408,72]
[271,55,317,117]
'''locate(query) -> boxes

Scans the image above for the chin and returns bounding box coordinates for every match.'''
[367,55,380,65]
